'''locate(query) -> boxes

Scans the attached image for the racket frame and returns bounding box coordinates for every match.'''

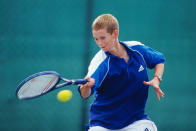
[16,71,87,100]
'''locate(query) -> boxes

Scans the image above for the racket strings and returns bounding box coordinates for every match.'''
[18,74,58,99]
[42,77,58,93]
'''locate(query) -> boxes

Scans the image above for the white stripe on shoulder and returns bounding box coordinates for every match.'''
[124,41,147,68]
[123,41,144,46]
[87,50,107,77]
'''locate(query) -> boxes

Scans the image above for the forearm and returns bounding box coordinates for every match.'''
[79,85,91,99]
[144,63,165,101]
[153,63,164,82]
[79,77,95,99]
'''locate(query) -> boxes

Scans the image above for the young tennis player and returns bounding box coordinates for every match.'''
[78,14,165,131]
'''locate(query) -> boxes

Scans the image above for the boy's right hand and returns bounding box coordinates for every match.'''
[83,77,95,88]
[80,77,95,98]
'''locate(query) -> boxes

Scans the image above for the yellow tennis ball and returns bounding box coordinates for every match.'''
[57,90,72,102]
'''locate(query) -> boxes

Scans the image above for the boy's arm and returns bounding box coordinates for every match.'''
[144,63,165,101]
[79,77,95,99]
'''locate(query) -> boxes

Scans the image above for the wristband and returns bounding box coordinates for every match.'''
[154,75,162,83]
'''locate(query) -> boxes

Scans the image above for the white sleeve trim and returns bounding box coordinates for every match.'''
[87,50,107,77]
[124,41,147,68]
[123,41,144,46]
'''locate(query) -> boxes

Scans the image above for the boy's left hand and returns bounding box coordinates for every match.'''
[143,78,165,101]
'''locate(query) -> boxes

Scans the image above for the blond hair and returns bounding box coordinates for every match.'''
[92,14,119,34]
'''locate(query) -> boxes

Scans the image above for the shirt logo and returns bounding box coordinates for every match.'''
[138,65,144,72]
[144,128,149,131]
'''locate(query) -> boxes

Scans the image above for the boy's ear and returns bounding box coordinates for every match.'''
[113,29,119,37]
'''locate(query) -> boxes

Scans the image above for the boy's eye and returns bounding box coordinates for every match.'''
[100,37,105,40]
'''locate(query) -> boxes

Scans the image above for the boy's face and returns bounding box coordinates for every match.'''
[92,28,117,52]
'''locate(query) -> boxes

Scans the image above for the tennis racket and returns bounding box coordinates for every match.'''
[16,71,87,100]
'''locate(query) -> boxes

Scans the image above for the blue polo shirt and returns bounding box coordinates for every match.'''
[79,41,165,130]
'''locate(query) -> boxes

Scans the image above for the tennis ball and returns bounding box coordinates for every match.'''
[57,90,72,102]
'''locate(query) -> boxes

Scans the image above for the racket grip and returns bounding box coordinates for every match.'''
[73,79,88,85]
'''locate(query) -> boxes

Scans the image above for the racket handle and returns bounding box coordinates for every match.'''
[73,79,88,85]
